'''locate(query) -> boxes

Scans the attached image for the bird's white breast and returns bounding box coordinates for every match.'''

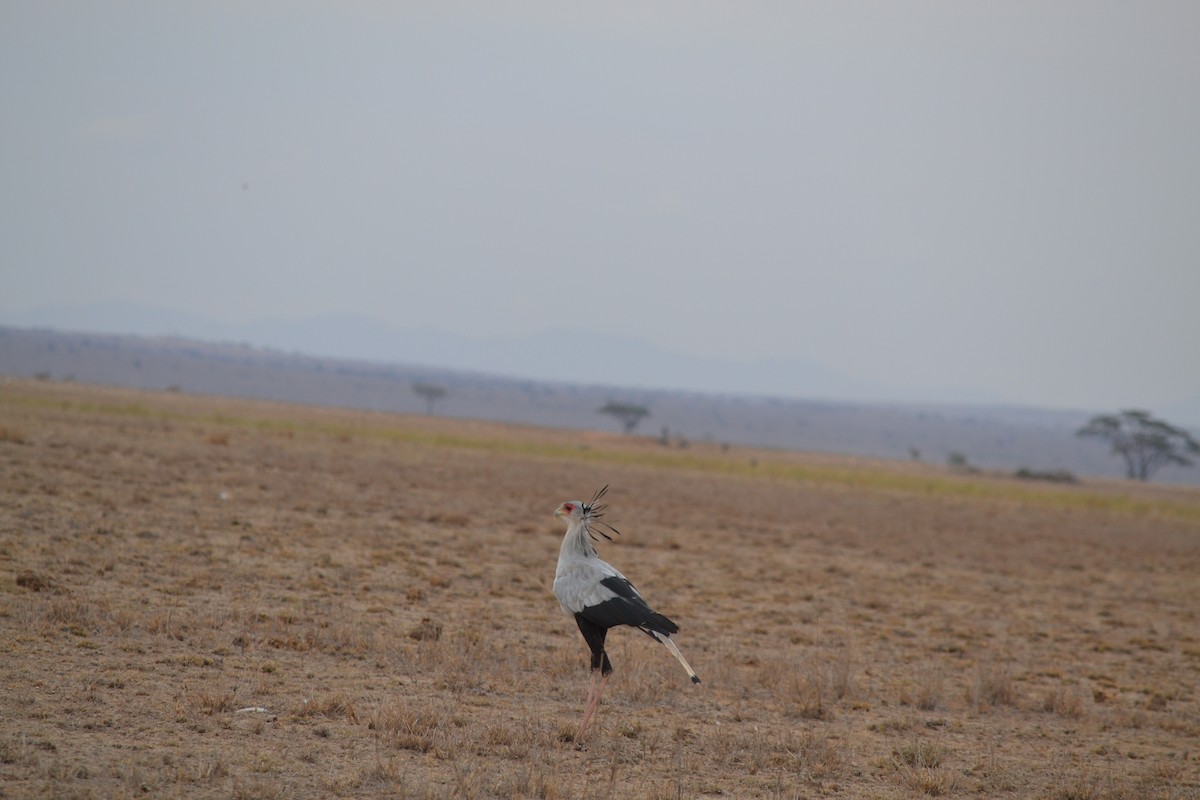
[554,553,624,616]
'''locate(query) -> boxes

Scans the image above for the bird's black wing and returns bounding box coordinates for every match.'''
[578,576,680,637]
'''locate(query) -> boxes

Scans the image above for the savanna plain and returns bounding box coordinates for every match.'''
[2,378,1199,799]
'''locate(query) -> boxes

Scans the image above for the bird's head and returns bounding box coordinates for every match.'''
[555,485,620,542]
[554,501,584,523]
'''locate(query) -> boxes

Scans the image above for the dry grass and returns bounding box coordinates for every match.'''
[1,377,1199,798]
[966,662,1019,711]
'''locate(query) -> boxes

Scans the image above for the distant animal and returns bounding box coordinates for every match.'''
[552,486,699,744]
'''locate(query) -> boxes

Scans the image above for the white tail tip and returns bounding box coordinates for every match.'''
[654,633,700,684]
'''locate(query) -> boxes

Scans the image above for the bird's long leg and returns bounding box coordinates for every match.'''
[576,670,601,743]
[576,669,610,745]
[583,668,600,710]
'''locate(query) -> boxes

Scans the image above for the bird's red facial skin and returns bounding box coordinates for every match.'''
[562,503,575,513]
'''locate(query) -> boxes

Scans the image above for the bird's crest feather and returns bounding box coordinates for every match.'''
[581,485,620,542]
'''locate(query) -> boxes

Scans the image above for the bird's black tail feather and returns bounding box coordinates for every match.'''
[636,612,680,638]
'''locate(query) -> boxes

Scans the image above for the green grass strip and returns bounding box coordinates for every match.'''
[5,386,1199,525]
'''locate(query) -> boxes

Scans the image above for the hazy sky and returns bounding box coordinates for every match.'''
[2,2,1198,413]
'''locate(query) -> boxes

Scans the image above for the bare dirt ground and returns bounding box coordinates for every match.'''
[2,378,1198,799]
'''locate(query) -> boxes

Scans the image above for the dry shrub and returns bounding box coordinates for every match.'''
[967,664,1018,710]
[1157,711,1200,737]
[917,672,945,711]
[45,595,103,635]
[412,628,504,694]
[972,745,1018,793]
[322,618,380,655]
[354,756,451,797]
[370,699,449,754]
[248,603,350,653]
[474,719,553,763]
[764,651,851,720]
[232,776,284,800]
[294,692,358,723]
[899,766,959,797]
[871,716,916,734]
[891,739,957,796]
[267,632,317,652]
[188,757,230,784]
[146,609,189,640]
[16,570,52,592]
[358,756,404,790]
[1052,773,1114,800]
[771,729,845,782]
[0,735,40,770]
[1144,692,1169,712]
[1042,686,1086,719]
[409,617,443,641]
[894,739,947,769]
[493,762,563,800]
[901,666,945,711]
[190,688,237,715]
[109,606,138,632]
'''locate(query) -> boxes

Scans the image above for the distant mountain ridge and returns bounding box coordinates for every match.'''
[3,324,1197,485]
[0,301,992,405]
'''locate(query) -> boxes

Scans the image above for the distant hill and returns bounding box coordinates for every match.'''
[0,301,977,404]
[2,325,1196,485]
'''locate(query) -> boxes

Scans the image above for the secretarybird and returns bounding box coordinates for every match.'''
[553,486,699,744]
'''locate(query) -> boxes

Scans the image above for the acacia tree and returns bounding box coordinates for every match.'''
[412,382,447,415]
[598,401,650,434]
[1076,409,1200,481]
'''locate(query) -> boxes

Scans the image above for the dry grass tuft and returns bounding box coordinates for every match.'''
[369,699,448,754]
[15,570,53,592]
[357,755,402,789]
[772,729,846,782]
[894,738,948,769]
[899,765,959,797]
[294,692,359,724]
[967,663,1019,710]
[45,595,103,635]
[901,665,946,711]
[764,651,852,720]
[189,757,230,784]
[1042,685,1087,719]
[891,739,958,796]
[189,688,238,715]
[409,617,443,641]
[1051,773,1121,800]
[231,776,284,799]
